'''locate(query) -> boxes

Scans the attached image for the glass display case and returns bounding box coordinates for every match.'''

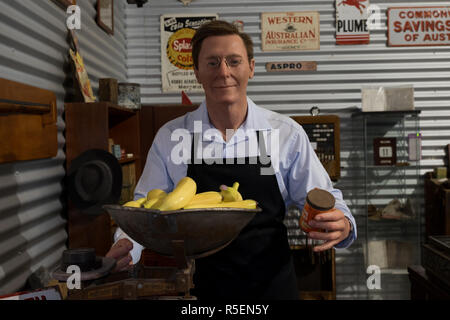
[351,110,422,299]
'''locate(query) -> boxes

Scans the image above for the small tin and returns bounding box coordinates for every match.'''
[118,83,141,110]
[299,188,335,233]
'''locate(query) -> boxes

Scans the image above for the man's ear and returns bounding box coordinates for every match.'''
[249,58,255,79]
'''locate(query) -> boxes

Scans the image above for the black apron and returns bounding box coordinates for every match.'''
[187,130,298,300]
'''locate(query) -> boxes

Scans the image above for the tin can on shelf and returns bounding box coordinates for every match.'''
[118,83,141,110]
[299,188,335,233]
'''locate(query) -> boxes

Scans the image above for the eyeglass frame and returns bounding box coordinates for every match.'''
[203,55,245,70]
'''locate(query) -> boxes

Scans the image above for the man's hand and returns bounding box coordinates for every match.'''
[106,238,134,273]
[307,209,351,252]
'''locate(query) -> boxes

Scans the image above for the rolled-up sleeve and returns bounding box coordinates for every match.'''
[285,128,357,249]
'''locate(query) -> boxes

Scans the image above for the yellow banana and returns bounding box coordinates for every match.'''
[183,191,222,208]
[184,199,257,210]
[123,200,142,208]
[220,182,243,202]
[143,189,167,209]
[143,194,166,209]
[151,177,197,211]
[146,189,166,201]
[136,197,147,205]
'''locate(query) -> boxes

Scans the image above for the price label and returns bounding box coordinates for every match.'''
[379,146,393,158]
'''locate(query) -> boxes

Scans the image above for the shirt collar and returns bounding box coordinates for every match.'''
[186,97,272,145]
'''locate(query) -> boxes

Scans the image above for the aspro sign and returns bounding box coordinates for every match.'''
[388,6,450,46]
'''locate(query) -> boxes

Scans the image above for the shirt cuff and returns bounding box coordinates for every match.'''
[114,227,145,264]
[334,218,356,249]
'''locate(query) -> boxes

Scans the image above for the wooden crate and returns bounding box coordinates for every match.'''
[424,172,450,238]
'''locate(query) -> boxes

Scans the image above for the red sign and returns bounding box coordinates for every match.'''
[0,287,62,300]
[388,6,450,47]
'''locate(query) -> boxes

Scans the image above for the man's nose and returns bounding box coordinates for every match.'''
[217,59,231,76]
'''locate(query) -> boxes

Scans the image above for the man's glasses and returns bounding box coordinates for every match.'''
[205,56,243,69]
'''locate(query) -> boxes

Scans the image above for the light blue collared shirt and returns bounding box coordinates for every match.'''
[116,97,357,263]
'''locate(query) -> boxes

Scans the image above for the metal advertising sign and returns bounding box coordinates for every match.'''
[0,287,62,300]
[388,7,450,47]
[266,61,317,72]
[336,0,370,45]
[160,14,218,92]
[261,12,320,51]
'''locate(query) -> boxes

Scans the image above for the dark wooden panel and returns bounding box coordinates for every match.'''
[424,173,450,238]
[151,104,199,138]
[64,103,109,166]
[65,102,143,256]
[292,248,336,300]
[64,102,111,255]
[109,110,141,177]
[138,104,198,175]
[291,115,340,181]
[408,265,450,300]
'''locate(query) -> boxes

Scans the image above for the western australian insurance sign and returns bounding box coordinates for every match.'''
[261,12,320,51]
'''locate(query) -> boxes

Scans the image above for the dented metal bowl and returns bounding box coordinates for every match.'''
[103,204,260,259]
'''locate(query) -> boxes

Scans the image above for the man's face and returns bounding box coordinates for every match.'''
[194,35,255,106]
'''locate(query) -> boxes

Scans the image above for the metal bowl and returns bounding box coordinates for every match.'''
[103,204,260,259]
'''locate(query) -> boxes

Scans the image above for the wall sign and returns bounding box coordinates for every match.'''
[388,6,450,47]
[0,287,62,300]
[160,14,217,92]
[336,0,370,45]
[266,61,317,72]
[261,12,320,51]
[291,115,341,181]
[374,137,397,166]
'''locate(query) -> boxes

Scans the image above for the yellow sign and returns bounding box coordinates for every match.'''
[166,28,196,70]
[160,14,218,92]
[69,49,96,102]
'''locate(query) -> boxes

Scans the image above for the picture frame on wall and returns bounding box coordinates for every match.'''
[52,0,77,9]
[97,0,114,35]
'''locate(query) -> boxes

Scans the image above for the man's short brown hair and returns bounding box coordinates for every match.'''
[191,20,254,69]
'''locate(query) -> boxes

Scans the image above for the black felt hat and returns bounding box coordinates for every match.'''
[68,149,122,215]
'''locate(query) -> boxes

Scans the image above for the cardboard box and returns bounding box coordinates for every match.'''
[362,85,414,112]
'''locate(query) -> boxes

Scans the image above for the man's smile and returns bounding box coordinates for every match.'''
[213,85,237,89]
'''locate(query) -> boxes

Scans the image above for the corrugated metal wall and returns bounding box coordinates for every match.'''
[0,0,127,295]
[126,0,450,300]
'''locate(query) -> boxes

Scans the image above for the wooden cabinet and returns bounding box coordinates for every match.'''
[64,102,142,255]
[64,103,197,256]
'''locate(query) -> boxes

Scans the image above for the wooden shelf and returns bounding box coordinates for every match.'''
[108,104,137,127]
[64,102,142,256]
[118,156,138,165]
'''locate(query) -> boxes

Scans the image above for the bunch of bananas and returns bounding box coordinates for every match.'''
[123,177,257,211]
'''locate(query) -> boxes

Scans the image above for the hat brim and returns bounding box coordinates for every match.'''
[68,149,123,215]
[52,256,116,281]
